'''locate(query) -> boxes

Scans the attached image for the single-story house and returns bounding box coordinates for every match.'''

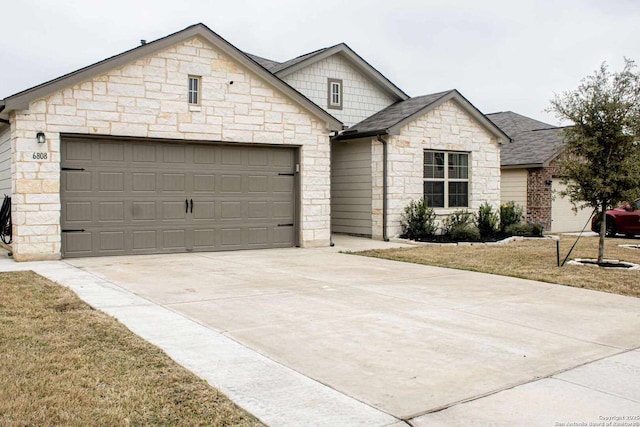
[487,111,593,232]
[0,23,507,261]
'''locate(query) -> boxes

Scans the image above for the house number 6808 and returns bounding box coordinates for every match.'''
[32,152,48,160]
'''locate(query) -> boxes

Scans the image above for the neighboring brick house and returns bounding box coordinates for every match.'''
[0,23,506,260]
[487,111,593,232]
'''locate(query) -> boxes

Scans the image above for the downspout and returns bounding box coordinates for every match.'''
[376,135,389,242]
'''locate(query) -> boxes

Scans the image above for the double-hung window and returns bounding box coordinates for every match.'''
[327,78,342,109]
[188,76,201,105]
[423,150,469,208]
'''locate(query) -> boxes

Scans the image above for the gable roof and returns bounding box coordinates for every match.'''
[244,53,281,70]
[0,23,342,131]
[486,111,554,136]
[487,111,565,167]
[270,43,409,101]
[337,89,509,143]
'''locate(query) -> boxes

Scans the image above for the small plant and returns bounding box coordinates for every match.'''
[442,209,473,236]
[450,225,481,242]
[500,201,524,232]
[529,222,544,236]
[505,223,531,236]
[401,198,437,241]
[475,202,499,239]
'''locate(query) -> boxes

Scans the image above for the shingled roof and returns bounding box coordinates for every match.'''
[486,111,565,167]
[338,89,509,142]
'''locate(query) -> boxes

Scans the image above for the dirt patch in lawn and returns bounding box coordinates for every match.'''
[356,236,640,298]
[0,271,263,427]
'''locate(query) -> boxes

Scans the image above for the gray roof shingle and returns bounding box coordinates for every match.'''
[487,111,564,167]
[245,53,281,70]
[343,91,453,135]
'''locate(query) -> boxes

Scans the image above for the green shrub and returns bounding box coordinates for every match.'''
[530,222,544,236]
[401,198,437,240]
[475,202,499,238]
[442,209,473,235]
[450,225,481,241]
[500,201,524,232]
[505,223,532,236]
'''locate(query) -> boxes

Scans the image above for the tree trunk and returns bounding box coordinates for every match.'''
[598,203,607,263]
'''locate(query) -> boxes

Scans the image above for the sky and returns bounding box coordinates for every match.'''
[1,0,639,126]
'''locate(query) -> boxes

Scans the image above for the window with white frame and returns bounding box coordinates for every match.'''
[327,78,342,109]
[188,76,201,105]
[423,150,469,208]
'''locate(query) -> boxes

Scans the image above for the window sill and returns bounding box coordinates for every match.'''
[433,208,470,216]
[189,105,202,112]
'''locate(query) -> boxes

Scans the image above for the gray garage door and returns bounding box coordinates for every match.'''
[61,136,297,258]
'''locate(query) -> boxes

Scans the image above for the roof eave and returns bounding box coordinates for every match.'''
[333,129,388,141]
[275,43,409,101]
[501,163,544,169]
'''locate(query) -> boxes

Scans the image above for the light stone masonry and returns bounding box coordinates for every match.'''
[10,36,332,260]
[372,100,501,239]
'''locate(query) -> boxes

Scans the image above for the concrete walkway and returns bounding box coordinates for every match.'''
[1,235,639,426]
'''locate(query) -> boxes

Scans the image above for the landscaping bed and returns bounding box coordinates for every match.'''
[0,271,262,427]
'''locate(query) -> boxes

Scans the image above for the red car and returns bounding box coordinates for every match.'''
[591,198,640,237]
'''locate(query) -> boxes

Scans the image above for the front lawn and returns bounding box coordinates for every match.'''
[356,236,640,298]
[0,271,263,427]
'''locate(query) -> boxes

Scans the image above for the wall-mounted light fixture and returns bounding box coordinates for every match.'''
[36,132,46,144]
[545,180,552,186]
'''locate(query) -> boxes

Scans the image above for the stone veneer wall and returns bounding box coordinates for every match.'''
[372,100,501,239]
[282,54,397,127]
[9,36,332,261]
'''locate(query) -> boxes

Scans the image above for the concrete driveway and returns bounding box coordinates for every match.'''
[39,235,640,425]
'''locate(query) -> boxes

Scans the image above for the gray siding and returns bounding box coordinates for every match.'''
[0,126,10,196]
[331,139,372,236]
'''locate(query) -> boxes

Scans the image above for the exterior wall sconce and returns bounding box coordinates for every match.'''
[545,180,553,186]
[36,132,46,144]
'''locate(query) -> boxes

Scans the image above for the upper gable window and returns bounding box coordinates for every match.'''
[328,78,343,110]
[188,76,201,105]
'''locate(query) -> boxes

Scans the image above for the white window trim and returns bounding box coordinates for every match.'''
[423,150,470,209]
[327,78,342,110]
[188,75,201,105]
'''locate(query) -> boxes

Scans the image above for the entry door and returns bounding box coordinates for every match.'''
[61,136,296,258]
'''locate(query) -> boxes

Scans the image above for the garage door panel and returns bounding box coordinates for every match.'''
[193,201,215,220]
[61,137,296,257]
[193,174,215,192]
[162,201,187,220]
[132,144,156,162]
[99,143,124,161]
[132,202,156,221]
[133,230,157,250]
[193,229,215,248]
[162,229,186,249]
[162,174,186,192]
[133,173,156,191]
[99,172,124,191]
[65,171,92,192]
[98,202,125,222]
[221,175,242,193]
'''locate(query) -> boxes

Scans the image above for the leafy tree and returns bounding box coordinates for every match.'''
[548,58,640,262]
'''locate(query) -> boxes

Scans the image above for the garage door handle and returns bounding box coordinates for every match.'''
[185,199,189,213]
[190,199,193,213]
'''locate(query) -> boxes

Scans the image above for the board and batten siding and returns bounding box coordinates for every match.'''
[331,139,372,236]
[0,126,11,197]
[500,168,527,210]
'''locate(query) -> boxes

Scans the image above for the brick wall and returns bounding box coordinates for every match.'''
[282,54,397,127]
[10,36,332,260]
[372,100,501,239]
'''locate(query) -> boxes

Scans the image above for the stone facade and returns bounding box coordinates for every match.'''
[282,54,397,127]
[9,36,332,261]
[372,100,501,239]
[0,126,10,196]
